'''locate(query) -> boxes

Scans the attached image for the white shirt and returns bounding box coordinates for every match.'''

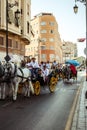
[42,68,49,76]
[26,62,33,69]
[46,63,51,69]
[30,61,39,68]
[52,62,57,66]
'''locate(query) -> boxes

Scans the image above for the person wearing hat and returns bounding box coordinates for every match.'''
[30,57,39,68]
[30,57,40,76]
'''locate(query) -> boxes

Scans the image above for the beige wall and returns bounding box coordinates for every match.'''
[0,0,31,63]
[62,41,78,63]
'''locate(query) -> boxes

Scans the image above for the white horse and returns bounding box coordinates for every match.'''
[3,61,34,101]
[0,62,6,99]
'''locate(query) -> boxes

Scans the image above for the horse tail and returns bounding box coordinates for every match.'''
[29,81,34,94]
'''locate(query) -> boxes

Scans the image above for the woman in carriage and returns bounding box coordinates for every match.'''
[69,64,77,75]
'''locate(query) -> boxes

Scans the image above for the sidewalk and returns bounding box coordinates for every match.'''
[71,80,87,130]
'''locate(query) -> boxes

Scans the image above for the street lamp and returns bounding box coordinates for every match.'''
[73,0,87,81]
[4,0,20,62]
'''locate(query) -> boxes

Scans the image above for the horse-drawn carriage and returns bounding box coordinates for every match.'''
[28,67,57,95]
[62,64,77,82]
[0,61,57,100]
[60,59,79,82]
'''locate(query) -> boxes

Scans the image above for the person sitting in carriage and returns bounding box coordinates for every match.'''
[52,60,57,68]
[69,64,77,75]
[42,65,49,83]
[46,61,51,70]
[26,58,33,70]
[30,57,40,76]
[37,68,44,86]
[31,57,39,68]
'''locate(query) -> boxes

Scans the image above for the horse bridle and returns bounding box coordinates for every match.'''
[4,63,17,78]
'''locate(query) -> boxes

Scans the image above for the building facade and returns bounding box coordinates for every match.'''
[0,0,31,64]
[62,41,78,63]
[25,13,63,63]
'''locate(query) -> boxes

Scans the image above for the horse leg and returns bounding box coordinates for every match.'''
[24,83,29,97]
[29,81,34,95]
[24,81,32,97]
[1,83,6,99]
[7,83,12,97]
[12,82,19,101]
[26,82,30,97]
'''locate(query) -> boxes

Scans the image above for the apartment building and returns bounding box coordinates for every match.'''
[0,0,31,64]
[62,41,78,63]
[25,13,63,63]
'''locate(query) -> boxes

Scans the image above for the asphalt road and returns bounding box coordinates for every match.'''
[0,71,84,130]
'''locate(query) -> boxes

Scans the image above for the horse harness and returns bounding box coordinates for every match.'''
[17,67,31,83]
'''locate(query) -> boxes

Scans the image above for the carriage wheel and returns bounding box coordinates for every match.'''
[60,73,63,79]
[49,77,56,93]
[56,74,59,81]
[55,75,58,84]
[34,81,40,95]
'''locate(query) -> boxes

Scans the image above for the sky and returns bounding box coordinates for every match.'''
[31,0,86,57]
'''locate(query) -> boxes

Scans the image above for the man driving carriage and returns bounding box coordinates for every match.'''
[26,57,40,77]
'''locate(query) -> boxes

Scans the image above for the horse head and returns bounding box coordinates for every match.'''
[4,62,17,78]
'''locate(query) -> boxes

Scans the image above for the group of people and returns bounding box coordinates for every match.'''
[20,58,61,82]
[63,63,77,76]
[20,57,77,82]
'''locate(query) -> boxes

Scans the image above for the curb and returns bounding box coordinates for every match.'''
[65,81,83,130]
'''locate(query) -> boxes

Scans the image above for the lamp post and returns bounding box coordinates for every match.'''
[4,0,20,62]
[73,0,87,81]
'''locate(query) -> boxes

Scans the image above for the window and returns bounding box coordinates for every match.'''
[49,38,54,42]
[50,46,54,50]
[27,4,29,15]
[8,39,12,47]
[0,36,4,46]
[40,21,46,25]
[41,46,46,50]
[50,54,55,60]
[41,38,47,42]
[50,30,54,34]
[14,41,18,49]
[41,54,46,59]
[41,30,47,33]
[27,22,29,33]
[49,22,55,26]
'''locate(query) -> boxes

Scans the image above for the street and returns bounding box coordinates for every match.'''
[0,71,85,130]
